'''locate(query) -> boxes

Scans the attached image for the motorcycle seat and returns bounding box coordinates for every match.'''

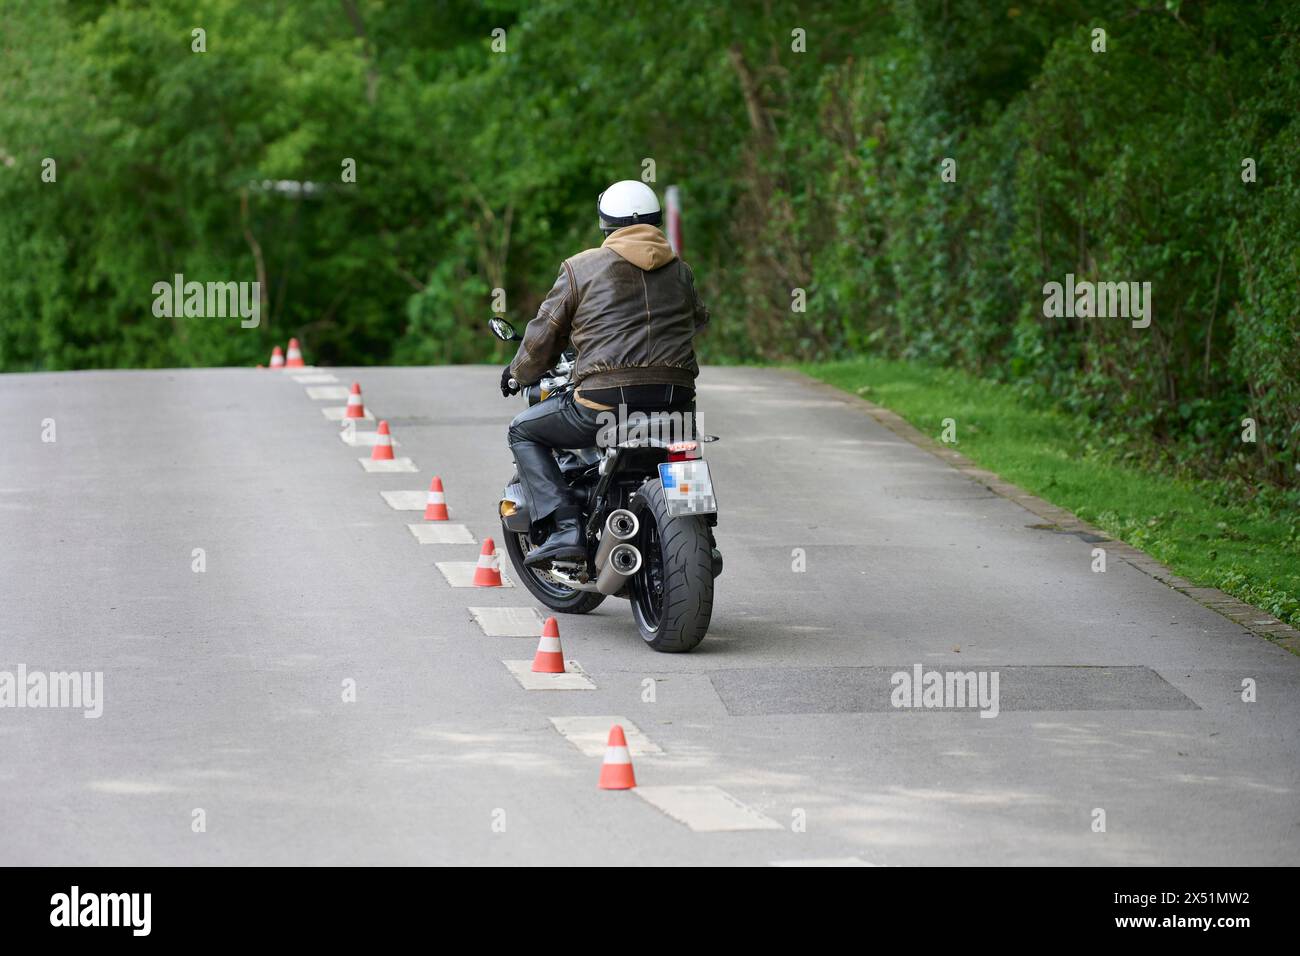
[596,409,694,450]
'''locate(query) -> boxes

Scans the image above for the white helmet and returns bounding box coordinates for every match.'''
[597,180,662,232]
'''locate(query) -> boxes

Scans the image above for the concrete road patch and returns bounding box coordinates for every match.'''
[469,606,543,637]
[436,562,512,587]
[502,659,594,690]
[380,490,431,510]
[359,457,418,473]
[341,430,400,447]
[407,523,475,544]
[709,665,1200,716]
[322,406,374,421]
[634,785,782,832]
[305,386,350,400]
[548,716,663,756]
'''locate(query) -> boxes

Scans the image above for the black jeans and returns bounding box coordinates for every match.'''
[507,392,604,525]
[507,385,694,526]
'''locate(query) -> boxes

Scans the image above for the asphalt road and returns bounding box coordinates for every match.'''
[2,365,1297,865]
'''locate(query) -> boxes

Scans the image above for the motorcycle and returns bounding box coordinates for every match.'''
[489,317,722,653]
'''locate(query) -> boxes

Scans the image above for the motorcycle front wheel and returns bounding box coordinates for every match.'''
[628,477,714,653]
[501,525,607,614]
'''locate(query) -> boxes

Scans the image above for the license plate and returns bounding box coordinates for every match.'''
[658,460,717,516]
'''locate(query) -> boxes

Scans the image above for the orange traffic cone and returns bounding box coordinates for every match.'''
[530,617,564,673]
[472,538,502,587]
[285,338,305,368]
[598,725,637,790]
[269,345,284,369]
[345,382,365,419]
[370,421,395,461]
[423,476,449,521]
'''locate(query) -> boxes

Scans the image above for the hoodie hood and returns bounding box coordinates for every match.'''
[602,224,677,271]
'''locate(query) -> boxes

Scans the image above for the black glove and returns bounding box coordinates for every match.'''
[500,365,520,397]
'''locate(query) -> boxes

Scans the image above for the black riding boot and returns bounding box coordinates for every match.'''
[524,506,586,566]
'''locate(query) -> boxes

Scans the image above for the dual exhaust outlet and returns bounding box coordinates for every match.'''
[594,509,641,595]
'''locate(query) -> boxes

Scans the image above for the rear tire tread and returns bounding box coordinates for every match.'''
[633,478,713,652]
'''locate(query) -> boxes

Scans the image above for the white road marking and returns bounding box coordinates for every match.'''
[770,858,880,867]
[435,562,513,587]
[548,716,662,757]
[340,430,400,447]
[292,373,338,384]
[469,606,543,636]
[379,490,430,511]
[359,457,418,473]
[322,406,374,421]
[502,659,595,690]
[407,523,475,544]
[634,785,783,832]
[305,386,350,400]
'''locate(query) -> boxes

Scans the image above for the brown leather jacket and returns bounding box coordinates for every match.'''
[508,224,709,392]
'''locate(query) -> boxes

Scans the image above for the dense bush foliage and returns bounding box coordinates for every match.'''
[1,0,1295,485]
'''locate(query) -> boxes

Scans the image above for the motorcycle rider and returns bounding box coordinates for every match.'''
[502,180,710,567]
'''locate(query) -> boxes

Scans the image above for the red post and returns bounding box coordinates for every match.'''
[665,185,683,257]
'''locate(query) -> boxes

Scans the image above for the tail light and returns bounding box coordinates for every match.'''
[667,441,700,462]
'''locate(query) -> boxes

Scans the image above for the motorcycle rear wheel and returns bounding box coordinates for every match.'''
[628,477,714,653]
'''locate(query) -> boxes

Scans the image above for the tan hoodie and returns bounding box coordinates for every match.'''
[601,224,677,271]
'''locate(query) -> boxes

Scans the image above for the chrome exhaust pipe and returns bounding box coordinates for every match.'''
[596,543,642,595]
[594,509,639,569]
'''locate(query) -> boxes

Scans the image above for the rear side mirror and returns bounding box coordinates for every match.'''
[488,317,520,341]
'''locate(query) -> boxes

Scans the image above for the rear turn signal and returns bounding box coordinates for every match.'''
[499,499,517,517]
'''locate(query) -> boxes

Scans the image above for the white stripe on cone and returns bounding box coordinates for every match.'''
[604,745,632,765]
